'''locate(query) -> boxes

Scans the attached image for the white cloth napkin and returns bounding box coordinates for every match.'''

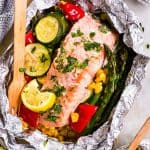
[0,0,14,43]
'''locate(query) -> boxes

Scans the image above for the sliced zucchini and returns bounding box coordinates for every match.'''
[50,13,69,36]
[25,43,51,77]
[60,15,69,36]
[35,16,62,44]
[82,90,93,103]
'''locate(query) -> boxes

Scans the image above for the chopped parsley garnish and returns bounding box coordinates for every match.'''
[51,75,57,81]
[53,84,66,97]
[84,42,101,52]
[55,47,66,72]
[99,25,110,34]
[56,63,64,71]
[31,46,36,53]
[40,54,48,63]
[63,56,78,73]
[30,66,36,72]
[78,59,89,69]
[63,65,74,73]
[89,32,96,38]
[19,67,26,72]
[47,115,58,122]
[71,29,83,37]
[43,140,48,147]
[73,42,80,46]
[50,75,66,97]
[146,44,150,49]
[60,46,65,53]
[53,104,62,113]
[139,23,144,32]
[67,56,77,64]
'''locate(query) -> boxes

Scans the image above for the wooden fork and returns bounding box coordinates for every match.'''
[128,117,150,150]
[8,0,27,115]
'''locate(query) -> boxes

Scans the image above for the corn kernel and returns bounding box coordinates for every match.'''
[60,129,68,136]
[60,1,66,4]
[104,68,108,74]
[96,69,104,77]
[58,135,64,142]
[100,73,106,83]
[54,129,59,137]
[22,120,28,129]
[95,76,101,82]
[71,112,79,123]
[42,128,47,133]
[88,82,96,90]
[94,82,103,94]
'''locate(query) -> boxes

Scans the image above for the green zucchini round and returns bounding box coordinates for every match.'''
[50,12,69,36]
[35,16,63,45]
[25,43,51,77]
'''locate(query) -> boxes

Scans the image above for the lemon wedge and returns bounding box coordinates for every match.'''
[21,79,56,112]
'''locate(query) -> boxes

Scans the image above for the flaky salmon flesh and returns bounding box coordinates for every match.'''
[38,14,118,128]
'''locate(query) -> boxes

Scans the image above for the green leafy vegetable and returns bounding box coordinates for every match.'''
[30,66,36,72]
[99,25,110,34]
[31,47,36,54]
[53,84,66,97]
[53,104,62,113]
[89,32,96,38]
[78,59,89,69]
[83,40,133,135]
[146,44,150,49]
[73,42,80,46]
[71,29,84,37]
[19,67,26,72]
[84,42,101,52]
[40,54,48,63]
[63,56,78,73]
[47,115,58,122]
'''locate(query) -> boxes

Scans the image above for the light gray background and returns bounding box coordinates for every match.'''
[116,0,150,148]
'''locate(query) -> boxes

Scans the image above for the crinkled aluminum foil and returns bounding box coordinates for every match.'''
[137,0,150,5]
[0,0,150,149]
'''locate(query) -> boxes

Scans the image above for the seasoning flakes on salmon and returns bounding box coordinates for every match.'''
[39,14,118,127]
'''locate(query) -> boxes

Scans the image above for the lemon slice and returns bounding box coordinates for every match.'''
[21,79,56,112]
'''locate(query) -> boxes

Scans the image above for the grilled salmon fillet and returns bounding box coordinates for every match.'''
[38,14,118,128]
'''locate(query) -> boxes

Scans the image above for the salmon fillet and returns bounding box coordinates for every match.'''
[38,14,118,128]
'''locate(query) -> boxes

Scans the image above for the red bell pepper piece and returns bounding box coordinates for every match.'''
[24,74,32,83]
[25,30,35,45]
[58,2,85,21]
[69,104,97,133]
[19,104,39,128]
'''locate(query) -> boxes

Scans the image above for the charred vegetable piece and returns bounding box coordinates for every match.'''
[25,43,51,77]
[35,15,63,44]
[19,103,39,128]
[83,41,129,135]
[69,104,97,133]
[25,30,36,45]
[58,2,85,21]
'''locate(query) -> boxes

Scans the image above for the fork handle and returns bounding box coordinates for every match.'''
[13,0,27,81]
[128,117,150,150]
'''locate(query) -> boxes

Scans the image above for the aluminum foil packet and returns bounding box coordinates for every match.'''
[137,0,150,5]
[0,0,150,149]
